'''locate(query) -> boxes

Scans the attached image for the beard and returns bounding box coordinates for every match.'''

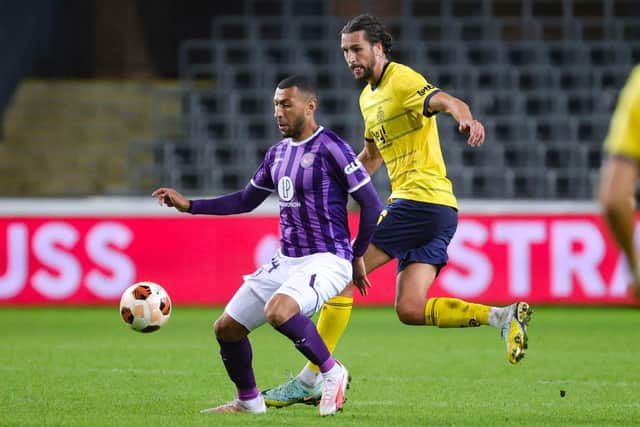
[352,56,377,82]
[354,65,374,82]
[279,114,306,139]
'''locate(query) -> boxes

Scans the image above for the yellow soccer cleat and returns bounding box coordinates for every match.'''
[500,302,532,364]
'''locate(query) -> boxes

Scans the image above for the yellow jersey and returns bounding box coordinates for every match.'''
[604,65,640,160]
[359,62,457,209]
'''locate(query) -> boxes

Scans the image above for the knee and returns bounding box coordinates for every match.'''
[263,304,289,327]
[395,302,424,325]
[264,294,299,327]
[213,317,227,340]
[214,315,246,342]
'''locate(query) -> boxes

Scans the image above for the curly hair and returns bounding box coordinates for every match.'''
[340,14,393,57]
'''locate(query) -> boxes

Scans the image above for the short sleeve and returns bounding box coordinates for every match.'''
[326,140,371,194]
[396,70,440,117]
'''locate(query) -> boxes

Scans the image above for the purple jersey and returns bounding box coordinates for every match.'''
[250,126,371,260]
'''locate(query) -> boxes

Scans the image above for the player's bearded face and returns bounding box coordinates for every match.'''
[341,31,378,83]
[274,88,307,139]
[352,52,376,82]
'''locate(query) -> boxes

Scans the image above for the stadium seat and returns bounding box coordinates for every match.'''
[559,67,596,91]
[464,42,505,66]
[503,141,544,169]
[516,66,559,91]
[542,142,588,169]
[419,42,463,66]
[512,168,555,199]
[469,167,515,198]
[414,17,459,42]
[599,66,632,90]
[534,117,577,142]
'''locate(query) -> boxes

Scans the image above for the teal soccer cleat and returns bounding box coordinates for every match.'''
[261,377,322,408]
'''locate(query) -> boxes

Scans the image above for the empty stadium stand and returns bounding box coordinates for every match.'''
[130,0,640,199]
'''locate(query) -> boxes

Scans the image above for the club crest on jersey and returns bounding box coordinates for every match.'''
[300,152,315,168]
[344,159,363,175]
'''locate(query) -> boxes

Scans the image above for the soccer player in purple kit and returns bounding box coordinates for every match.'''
[152,75,382,416]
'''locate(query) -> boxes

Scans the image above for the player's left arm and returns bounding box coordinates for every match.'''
[428,91,485,147]
[327,140,383,294]
[349,181,383,295]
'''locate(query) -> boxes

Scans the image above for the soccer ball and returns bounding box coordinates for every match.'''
[119,282,172,333]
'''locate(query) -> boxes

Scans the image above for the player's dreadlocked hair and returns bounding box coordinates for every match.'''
[340,14,393,58]
[277,75,318,100]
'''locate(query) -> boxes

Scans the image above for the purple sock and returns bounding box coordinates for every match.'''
[217,337,259,400]
[275,313,336,373]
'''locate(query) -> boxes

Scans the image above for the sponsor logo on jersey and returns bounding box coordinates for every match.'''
[416,84,434,96]
[344,159,363,175]
[277,176,301,207]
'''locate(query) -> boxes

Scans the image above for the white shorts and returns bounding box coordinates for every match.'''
[225,251,352,331]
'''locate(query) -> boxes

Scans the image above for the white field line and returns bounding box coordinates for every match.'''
[0,365,193,376]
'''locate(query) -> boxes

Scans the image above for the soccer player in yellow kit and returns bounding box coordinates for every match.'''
[263,14,532,407]
[598,65,640,299]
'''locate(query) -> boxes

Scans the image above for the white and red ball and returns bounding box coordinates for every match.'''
[119,282,172,333]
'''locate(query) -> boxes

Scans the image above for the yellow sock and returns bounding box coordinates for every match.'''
[308,296,353,373]
[424,297,490,327]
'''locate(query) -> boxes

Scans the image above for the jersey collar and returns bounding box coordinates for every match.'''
[371,61,392,91]
[288,125,324,146]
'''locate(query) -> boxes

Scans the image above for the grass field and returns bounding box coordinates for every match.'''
[1,305,638,426]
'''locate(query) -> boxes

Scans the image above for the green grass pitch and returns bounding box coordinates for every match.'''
[1,305,638,426]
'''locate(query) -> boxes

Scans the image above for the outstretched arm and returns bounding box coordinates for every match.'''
[152,183,271,215]
[427,91,485,147]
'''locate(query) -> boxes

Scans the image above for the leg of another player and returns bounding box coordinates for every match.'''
[598,156,640,298]
[306,244,392,373]
[395,262,491,326]
[396,262,532,364]
[201,313,266,413]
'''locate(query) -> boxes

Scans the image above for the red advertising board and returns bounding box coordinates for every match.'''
[0,214,637,305]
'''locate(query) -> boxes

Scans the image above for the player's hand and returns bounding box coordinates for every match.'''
[458,119,485,147]
[151,187,191,212]
[352,256,371,296]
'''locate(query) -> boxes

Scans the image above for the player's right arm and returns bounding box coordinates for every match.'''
[357,139,384,176]
[152,155,275,215]
[152,184,271,215]
[428,91,485,147]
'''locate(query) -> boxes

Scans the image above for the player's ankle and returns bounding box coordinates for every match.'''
[299,364,320,388]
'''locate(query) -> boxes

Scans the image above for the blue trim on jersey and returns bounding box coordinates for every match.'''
[422,89,442,117]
